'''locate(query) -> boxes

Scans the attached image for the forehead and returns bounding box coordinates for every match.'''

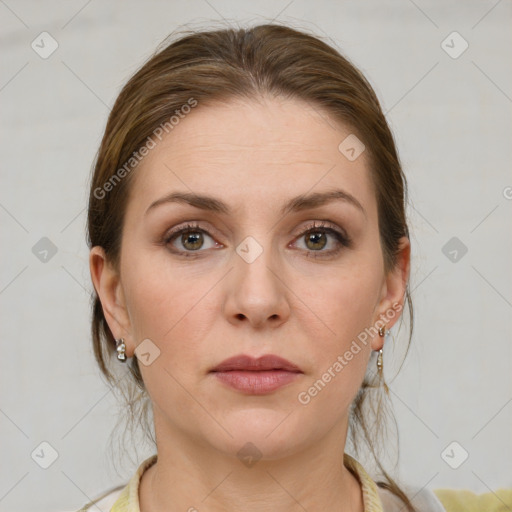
[126,96,376,220]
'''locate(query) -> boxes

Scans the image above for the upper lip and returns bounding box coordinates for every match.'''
[210,354,303,373]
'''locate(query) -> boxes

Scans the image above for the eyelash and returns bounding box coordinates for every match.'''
[162,221,352,259]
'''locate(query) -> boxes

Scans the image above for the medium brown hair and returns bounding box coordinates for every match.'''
[87,22,416,510]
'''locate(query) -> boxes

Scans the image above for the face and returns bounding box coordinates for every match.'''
[91,95,409,461]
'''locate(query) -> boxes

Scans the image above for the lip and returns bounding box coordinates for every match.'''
[210,354,302,373]
[210,354,303,395]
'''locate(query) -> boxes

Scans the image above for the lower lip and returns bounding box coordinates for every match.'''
[211,370,302,394]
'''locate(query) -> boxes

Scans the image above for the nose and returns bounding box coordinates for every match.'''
[222,238,291,329]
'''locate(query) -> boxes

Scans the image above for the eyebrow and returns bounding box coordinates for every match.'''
[145,188,366,218]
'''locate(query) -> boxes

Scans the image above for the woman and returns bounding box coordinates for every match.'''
[81,22,507,512]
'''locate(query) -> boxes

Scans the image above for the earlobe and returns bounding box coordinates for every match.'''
[89,246,133,354]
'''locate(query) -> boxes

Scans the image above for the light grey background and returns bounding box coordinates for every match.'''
[1,1,511,511]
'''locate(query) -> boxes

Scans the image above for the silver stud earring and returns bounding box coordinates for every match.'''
[115,338,127,362]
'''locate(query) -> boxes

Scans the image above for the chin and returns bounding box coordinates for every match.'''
[204,411,311,461]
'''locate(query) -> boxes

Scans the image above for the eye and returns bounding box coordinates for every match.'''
[162,220,351,259]
[163,223,220,256]
[293,221,351,258]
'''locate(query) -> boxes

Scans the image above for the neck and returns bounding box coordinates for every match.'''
[139,421,364,512]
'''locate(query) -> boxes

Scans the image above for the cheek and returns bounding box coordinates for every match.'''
[300,259,382,336]
[122,260,215,408]
[294,257,382,382]
[295,275,377,420]
[122,250,218,368]
[122,241,183,322]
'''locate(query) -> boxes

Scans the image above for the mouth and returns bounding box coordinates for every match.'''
[210,354,303,394]
[210,353,303,373]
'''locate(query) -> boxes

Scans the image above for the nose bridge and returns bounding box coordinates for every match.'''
[225,229,290,325]
[234,231,281,294]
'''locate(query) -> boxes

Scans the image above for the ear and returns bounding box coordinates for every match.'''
[89,246,134,357]
[371,236,411,351]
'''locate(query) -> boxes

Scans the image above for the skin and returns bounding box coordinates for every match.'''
[90,95,410,512]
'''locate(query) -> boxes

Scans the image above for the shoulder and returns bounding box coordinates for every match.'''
[70,485,125,512]
[433,487,512,512]
[71,454,157,511]
[377,483,446,512]
[376,484,512,512]
[343,453,446,512]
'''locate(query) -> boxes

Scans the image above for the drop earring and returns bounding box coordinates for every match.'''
[376,326,387,373]
[376,326,390,394]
